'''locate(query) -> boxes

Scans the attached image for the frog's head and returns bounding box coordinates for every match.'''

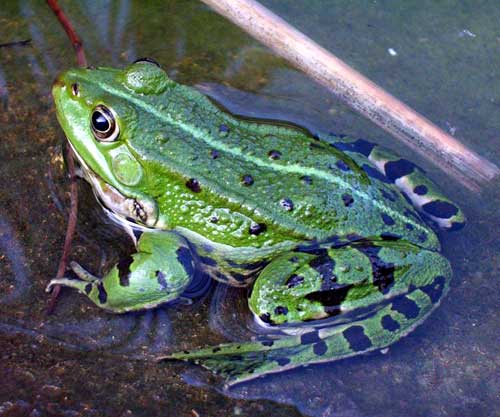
[52,59,175,229]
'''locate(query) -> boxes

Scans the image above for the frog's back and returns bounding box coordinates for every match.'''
[123,80,438,250]
[79,64,437,249]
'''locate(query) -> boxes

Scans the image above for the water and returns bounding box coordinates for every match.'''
[0,1,498,416]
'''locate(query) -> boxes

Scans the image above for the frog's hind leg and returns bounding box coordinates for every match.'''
[46,232,196,313]
[163,243,452,387]
[330,136,465,230]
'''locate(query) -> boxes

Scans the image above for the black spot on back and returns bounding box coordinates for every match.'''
[241,174,254,186]
[156,270,168,291]
[97,282,107,304]
[84,283,92,294]
[384,159,416,181]
[117,255,133,287]
[343,325,372,351]
[176,246,194,277]
[391,295,420,319]
[249,223,267,235]
[268,150,282,160]
[210,149,219,159]
[418,232,428,243]
[342,193,354,207]
[381,213,395,226]
[422,201,459,219]
[301,175,313,185]
[381,314,400,332]
[420,275,446,303]
[280,198,294,211]
[261,340,274,347]
[186,178,201,193]
[313,340,328,356]
[219,124,229,134]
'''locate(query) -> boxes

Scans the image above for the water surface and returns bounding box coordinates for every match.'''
[0,1,498,416]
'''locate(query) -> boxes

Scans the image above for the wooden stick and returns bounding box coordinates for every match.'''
[200,0,498,191]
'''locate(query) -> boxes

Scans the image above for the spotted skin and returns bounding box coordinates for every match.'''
[330,135,465,230]
[167,251,450,387]
[47,232,195,313]
[48,62,464,388]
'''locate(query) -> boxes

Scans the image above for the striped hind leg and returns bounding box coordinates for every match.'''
[329,135,465,230]
[162,242,452,388]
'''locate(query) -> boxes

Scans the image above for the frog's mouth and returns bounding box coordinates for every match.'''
[69,145,158,229]
[87,172,158,228]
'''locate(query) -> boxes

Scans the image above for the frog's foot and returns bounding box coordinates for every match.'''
[46,277,97,294]
[47,232,197,313]
[164,242,452,387]
[330,136,465,230]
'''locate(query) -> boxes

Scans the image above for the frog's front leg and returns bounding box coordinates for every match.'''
[168,242,452,386]
[46,232,196,313]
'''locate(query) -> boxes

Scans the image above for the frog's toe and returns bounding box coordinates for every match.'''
[69,261,99,282]
[45,277,92,293]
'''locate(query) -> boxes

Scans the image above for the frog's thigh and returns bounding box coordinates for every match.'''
[330,136,465,230]
[49,232,196,313]
[249,244,452,327]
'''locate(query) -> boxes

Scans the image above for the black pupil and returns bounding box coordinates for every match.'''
[92,111,110,132]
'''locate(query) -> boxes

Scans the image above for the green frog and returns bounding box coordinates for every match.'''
[47,60,464,387]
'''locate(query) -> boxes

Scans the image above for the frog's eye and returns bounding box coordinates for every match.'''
[133,57,161,67]
[91,105,119,142]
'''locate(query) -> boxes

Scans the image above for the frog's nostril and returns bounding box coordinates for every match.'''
[52,76,65,89]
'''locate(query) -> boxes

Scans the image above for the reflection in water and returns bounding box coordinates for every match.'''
[0,215,32,304]
[20,0,57,79]
[0,1,497,416]
[0,65,7,110]
[1,306,175,357]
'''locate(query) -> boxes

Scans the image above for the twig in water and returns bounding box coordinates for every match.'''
[0,39,31,48]
[46,0,86,313]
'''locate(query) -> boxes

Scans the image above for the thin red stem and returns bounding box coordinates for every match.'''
[46,0,85,313]
[46,0,87,67]
[47,146,79,314]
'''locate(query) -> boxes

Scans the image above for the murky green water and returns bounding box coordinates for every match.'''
[0,1,498,416]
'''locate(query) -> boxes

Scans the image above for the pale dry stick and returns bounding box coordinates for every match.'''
[200,0,499,191]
